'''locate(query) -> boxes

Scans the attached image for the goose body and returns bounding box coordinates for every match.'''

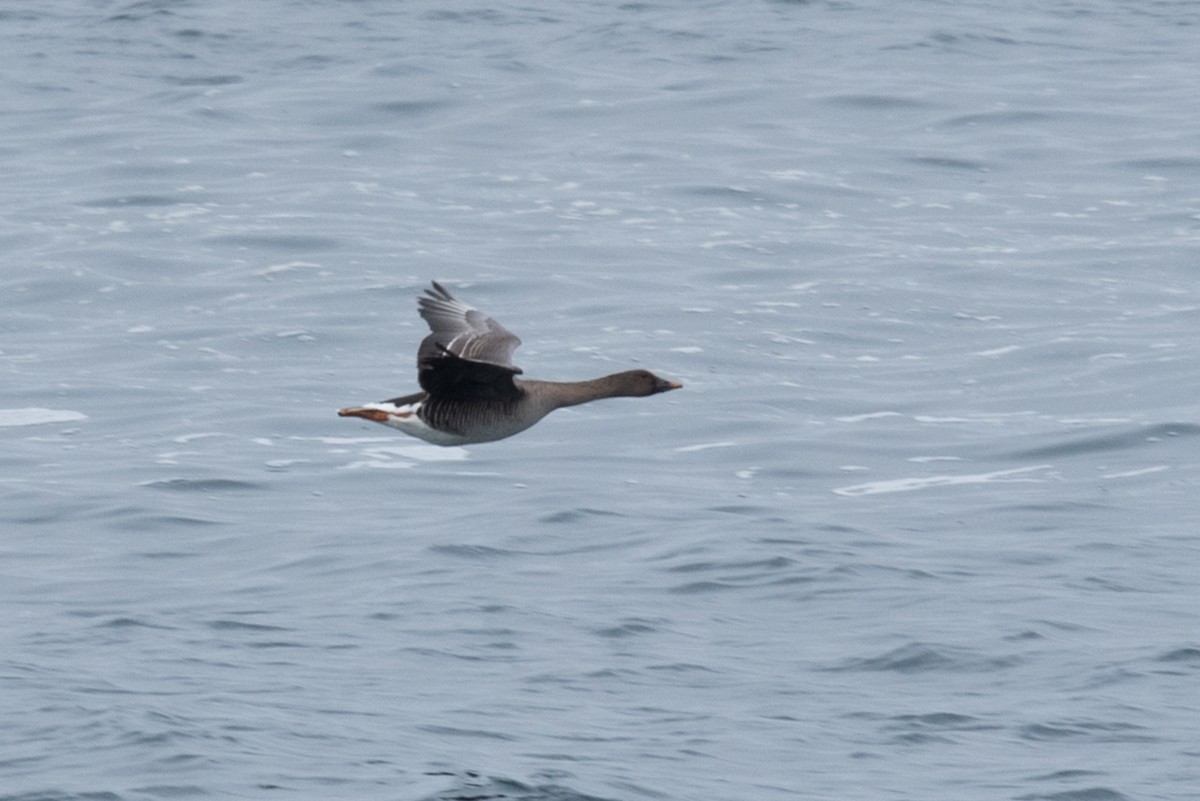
[338,282,681,445]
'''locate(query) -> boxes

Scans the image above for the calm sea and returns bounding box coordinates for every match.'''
[3,2,1199,800]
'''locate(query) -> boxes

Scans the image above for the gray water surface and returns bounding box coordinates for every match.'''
[4,2,1200,800]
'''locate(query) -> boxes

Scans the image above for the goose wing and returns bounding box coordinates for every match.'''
[416,281,523,401]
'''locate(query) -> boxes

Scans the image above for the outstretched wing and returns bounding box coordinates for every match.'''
[416,281,523,401]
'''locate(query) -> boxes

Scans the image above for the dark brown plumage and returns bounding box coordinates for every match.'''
[338,282,681,445]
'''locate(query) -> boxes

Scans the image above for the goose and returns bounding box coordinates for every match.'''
[338,282,681,445]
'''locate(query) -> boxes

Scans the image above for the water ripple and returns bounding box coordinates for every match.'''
[827,642,1022,674]
[996,422,1200,461]
[416,772,620,801]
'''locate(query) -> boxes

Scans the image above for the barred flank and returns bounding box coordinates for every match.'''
[420,398,517,437]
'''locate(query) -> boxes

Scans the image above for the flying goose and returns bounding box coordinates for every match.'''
[338,282,681,445]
